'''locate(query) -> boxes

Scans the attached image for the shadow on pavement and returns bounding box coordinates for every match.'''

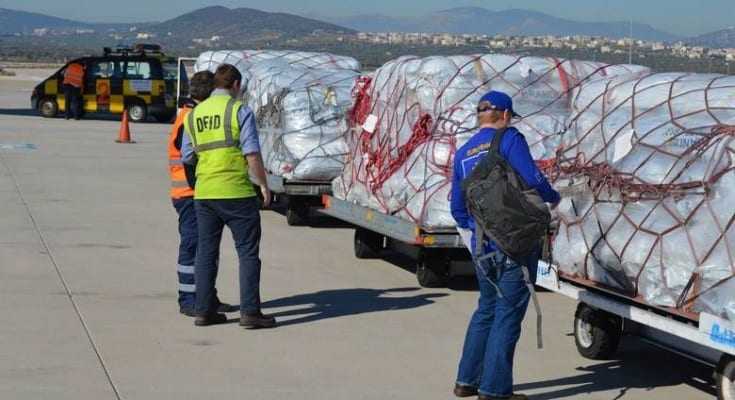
[262,287,448,327]
[516,337,716,399]
[0,108,172,124]
[0,108,38,117]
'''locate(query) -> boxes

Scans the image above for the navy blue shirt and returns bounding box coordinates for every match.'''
[450,127,561,254]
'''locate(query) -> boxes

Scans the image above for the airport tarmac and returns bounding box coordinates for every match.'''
[0,72,716,399]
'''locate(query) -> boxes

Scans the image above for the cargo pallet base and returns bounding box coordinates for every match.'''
[537,262,735,400]
[267,173,332,226]
[320,195,471,288]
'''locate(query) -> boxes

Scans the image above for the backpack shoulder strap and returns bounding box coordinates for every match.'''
[490,127,507,156]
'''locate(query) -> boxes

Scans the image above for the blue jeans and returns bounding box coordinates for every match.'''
[456,251,538,397]
[173,198,197,309]
[194,197,262,316]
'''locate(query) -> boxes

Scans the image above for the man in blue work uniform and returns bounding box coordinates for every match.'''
[169,71,237,317]
[450,91,560,400]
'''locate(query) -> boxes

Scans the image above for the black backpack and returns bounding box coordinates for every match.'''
[461,128,551,263]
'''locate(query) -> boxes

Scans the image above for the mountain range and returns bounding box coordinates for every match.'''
[148,6,354,41]
[689,27,735,48]
[0,8,130,34]
[0,6,352,39]
[1,6,733,48]
[323,8,679,42]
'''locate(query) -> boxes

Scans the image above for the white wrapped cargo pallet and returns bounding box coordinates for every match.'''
[193,50,361,181]
[551,73,735,320]
[195,50,359,72]
[334,54,649,228]
[194,50,360,91]
[246,61,359,180]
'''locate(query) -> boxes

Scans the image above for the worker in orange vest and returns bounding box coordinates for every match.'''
[62,61,85,120]
[168,71,236,316]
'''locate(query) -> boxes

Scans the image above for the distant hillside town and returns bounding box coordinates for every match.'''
[356,32,735,62]
[2,6,735,75]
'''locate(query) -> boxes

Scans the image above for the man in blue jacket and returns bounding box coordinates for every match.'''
[450,91,560,400]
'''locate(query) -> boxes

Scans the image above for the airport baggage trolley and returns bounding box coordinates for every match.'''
[536,261,735,400]
[267,173,332,226]
[319,195,470,288]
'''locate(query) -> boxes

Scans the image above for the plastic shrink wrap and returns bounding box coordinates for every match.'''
[552,73,735,319]
[194,50,360,180]
[333,54,649,228]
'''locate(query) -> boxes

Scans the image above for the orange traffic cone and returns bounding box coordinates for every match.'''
[115,110,135,144]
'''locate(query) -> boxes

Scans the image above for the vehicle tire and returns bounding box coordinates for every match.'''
[574,303,622,360]
[127,102,148,123]
[717,355,735,400]
[286,198,309,226]
[416,249,449,288]
[354,228,382,259]
[39,97,58,118]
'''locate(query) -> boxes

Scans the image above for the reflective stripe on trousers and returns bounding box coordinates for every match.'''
[178,265,195,293]
[178,283,196,293]
[177,264,194,275]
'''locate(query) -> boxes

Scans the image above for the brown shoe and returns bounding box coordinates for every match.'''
[478,394,528,400]
[453,383,478,397]
[194,313,227,326]
[239,311,276,329]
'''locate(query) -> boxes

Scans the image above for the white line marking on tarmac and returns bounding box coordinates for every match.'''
[0,152,122,400]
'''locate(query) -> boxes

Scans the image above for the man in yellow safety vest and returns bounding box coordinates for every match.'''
[181,64,275,329]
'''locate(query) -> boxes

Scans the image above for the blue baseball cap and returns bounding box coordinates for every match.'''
[478,90,521,118]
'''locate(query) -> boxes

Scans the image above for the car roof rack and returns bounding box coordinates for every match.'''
[103,43,164,57]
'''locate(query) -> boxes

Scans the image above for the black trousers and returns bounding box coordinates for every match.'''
[62,84,82,119]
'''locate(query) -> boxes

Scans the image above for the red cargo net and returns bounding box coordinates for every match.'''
[337,54,642,227]
[549,73,735,315]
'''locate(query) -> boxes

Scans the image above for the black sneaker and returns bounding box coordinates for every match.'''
[179,306,196,317]
[216,302,239,313]
[180,301,236,317]
[240,311,276,329]
[453,384,478,398]
[194,313,228,326]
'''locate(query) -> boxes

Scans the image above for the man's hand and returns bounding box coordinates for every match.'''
[246,152,271,208]
[260,185,272,208]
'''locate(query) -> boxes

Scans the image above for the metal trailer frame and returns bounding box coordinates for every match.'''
[176,57,197,109]
[536,261,735,400]
[266,173,333,226]
[319,195,471,288]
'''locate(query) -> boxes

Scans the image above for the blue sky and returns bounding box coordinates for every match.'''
[1,0,733,36]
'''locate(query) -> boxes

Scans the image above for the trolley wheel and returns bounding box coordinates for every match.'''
[286,198,309,226]
[573,303,622,360]
[39,97,58,118]
[416,249,449,288]
[354,228,382,259]
[716,355,735,400]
